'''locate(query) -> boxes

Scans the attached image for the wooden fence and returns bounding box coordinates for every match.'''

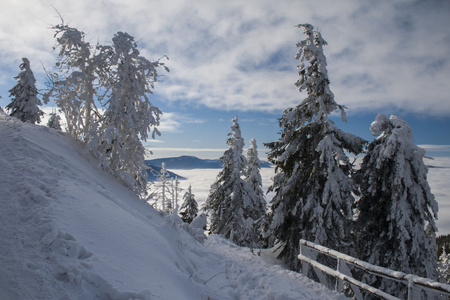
[298,239,450,300]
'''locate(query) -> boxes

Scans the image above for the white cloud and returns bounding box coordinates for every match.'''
[38,106,198,139]
[157,112,182,133]
[158,111,206,133]
[419,145,450,153]
[1,0,449,117]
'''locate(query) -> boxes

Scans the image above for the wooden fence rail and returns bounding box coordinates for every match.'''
[298,239,450,300]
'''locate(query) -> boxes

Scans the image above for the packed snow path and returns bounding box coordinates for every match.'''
[0,112,345,299]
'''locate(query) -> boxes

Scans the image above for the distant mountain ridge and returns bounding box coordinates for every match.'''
[146,155,272,170]
[145,163,186,181]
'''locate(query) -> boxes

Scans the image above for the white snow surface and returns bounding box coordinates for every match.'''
[0,111,345,299]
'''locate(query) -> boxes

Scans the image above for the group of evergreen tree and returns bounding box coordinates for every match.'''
[205,116,267,248]
[152,163,185,214]
[204,24,439,296]
[438,234,450,258]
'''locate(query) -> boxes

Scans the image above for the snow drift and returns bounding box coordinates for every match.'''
[0,111,344,299]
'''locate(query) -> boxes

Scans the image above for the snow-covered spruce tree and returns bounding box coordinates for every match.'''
[264,24,366,270]
[438,248,450,283]
[170,176,183,214]
[154,163,171,212]
[47,109,62,131]
[6,58,44,124]
[87,32,168,194]
[180,184,199,224]
[205,117,262,247]
[355,114,438,293]
[44,22,109,140]
[245,138,267,234]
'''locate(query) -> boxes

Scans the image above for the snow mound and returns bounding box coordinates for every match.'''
[0,111,344,299]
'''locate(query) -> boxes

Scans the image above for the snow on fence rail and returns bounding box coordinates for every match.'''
[298,239,450,300]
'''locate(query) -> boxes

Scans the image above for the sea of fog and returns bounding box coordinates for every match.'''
[172,157,450,236]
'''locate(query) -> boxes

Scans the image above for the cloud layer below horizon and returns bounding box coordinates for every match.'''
[1,0,449,117]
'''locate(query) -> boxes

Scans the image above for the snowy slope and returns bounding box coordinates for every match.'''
[0,111,344,300]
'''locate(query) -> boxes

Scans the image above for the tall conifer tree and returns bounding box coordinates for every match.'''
[7,58,43,124]
[180,184,198,224]
[245,138,267,222]
[154,162,171,212]
[264,24,365,270]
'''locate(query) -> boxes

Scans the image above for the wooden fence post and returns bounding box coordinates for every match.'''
[337,258,363,300]
[300,242,309,276]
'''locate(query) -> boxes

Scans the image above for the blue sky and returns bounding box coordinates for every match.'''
[1,0,449,159]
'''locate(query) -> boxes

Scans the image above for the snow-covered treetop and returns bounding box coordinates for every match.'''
[369,113,390,136]
[184,184,194,197]
[295,24,328,81]
[247,138,260,166]
[370,114,422,159]
[227,116,245,159]
[370,114,413,139]
[14,58,36,90]
[111,31,169,83]
[53,23,91,70]
[19,57,31,72]
[112,32,139,58]
[369,113,439,224]
[157,162,170,180]
[15,58,38,94]
[229,116,243,141]
[103,31,169,142]
[287,23,346,125]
